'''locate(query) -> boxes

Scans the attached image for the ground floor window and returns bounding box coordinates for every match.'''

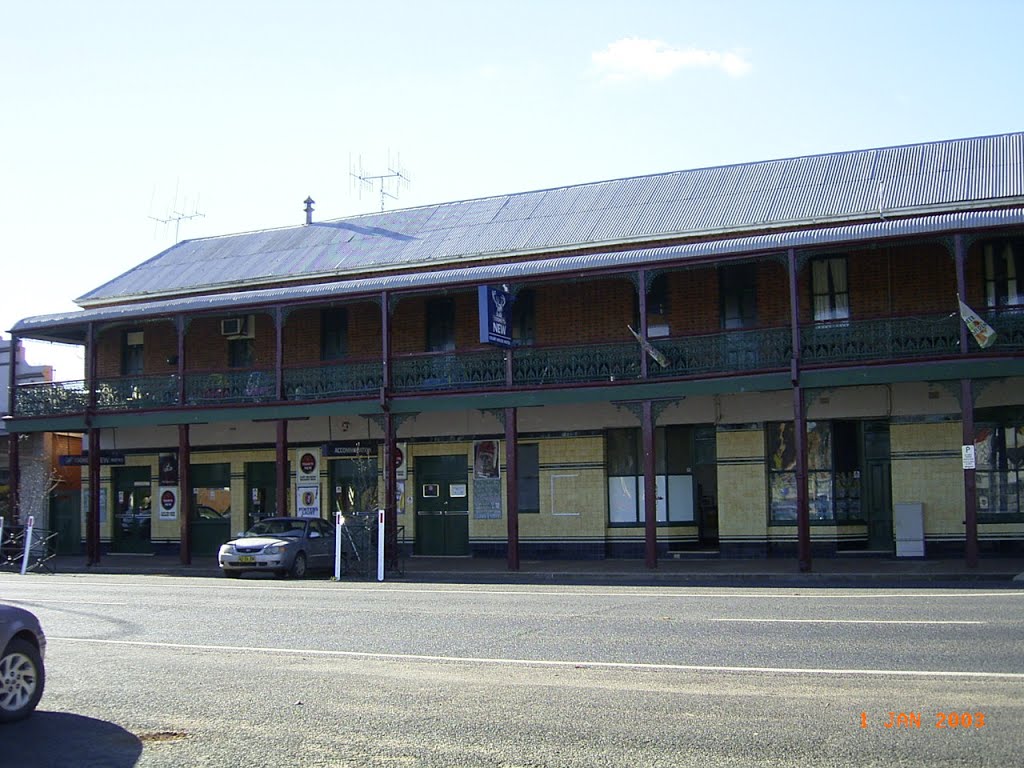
[768,420,861,523]
[191,463,231,520]
[517,443,540,514]
[606,426,694,525]
[975,422,1024,520]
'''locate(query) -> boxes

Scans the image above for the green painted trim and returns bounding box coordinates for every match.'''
[3,416,87,432]
[801,357,1024,388]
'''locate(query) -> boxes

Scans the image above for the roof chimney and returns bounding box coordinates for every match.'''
[303,196,315,225]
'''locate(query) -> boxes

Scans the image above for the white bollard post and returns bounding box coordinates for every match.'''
[334,512,343,581]
[20,516,35,576]
[377,509,385,582]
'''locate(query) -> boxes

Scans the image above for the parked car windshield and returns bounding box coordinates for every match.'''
[245,520,306,537]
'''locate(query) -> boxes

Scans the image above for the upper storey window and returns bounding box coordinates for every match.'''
[321,308,348,361]
[121,331,144,376]
[984,240,1023,309]
[811,257,849,322]
[426,298,456,352]
[720,264,758,330]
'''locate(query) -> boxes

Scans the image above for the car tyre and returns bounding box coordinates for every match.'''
[223,570,242,579]
[0,638,45,723]
[289,552,307,579]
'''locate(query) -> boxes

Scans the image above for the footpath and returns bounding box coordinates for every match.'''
[35,552,1024,587]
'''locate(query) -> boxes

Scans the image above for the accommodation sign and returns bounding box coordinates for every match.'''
[478,285,512,348]
[60,452,125,466]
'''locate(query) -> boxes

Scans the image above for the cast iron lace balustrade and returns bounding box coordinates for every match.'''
[801,314,960,365]
[94,375,181,411]
[392,350,505,392]
[650,327,792,378]
[513,342,640,386]
[979,305,1024,352]
[285,360,383,401]
[13,380,89,417]
[185,369,275,406]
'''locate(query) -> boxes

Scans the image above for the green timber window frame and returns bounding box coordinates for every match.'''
[321,307,349,361]
[121,329,145,376]
[767,420,862,524]
[228,338,254,369]
[974,420,1024,522]
[511,289,536,347]
[606,426,694,526]
[983,239,1023,309]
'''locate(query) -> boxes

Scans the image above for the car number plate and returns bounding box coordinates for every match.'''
[238,555,256,563]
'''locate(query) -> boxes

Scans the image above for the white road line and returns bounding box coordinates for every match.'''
[6,598,128,606]
[49,636,1024,680]
[708,618,984,625]
[3,580,1023,600]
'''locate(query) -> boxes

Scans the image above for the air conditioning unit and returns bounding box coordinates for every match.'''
[220,316,255,338]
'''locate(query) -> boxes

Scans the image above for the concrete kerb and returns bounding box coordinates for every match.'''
[29,555,1024,588]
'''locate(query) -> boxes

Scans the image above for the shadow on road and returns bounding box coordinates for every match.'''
[1,711,143,767]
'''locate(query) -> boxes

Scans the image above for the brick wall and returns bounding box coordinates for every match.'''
[89,240,989,376]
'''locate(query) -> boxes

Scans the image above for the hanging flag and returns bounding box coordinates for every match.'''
[627,324,669,368]
[958,296,997,349]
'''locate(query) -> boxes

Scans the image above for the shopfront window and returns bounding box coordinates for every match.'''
[606,426,694,525]
[190,463,231,520]
[768,421,861,523]
[975,422,1024,520]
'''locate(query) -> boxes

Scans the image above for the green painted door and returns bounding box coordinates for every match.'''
[863,422,893,552]
[50,491,81,555]
[112,467,153,553]
[414,455,469,556]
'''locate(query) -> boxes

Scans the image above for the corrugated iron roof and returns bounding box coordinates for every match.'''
[73,132,1024,307]
[17,205,1024,343]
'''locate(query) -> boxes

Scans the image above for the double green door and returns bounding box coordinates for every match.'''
[415,455,469,556]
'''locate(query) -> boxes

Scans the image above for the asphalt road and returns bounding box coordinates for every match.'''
[1,574,1022,767]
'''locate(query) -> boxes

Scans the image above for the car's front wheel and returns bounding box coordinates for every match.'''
[222,569,241,578]
[289,552,307,579]
[0,639,45,723]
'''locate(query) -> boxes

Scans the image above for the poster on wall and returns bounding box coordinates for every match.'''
[81,487,109,524]
[474,440,499,479]
[158,486,179,520]
[296,448,320,485]
[395,442,408,480]
[159,453,179,485]
[396,480,407,515]
[296,485,321,517]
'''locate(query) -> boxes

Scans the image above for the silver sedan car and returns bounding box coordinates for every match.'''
[218,516,335,578]
[0,604,46,722]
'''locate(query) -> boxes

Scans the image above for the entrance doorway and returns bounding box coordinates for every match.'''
[245,461,279,528]
[112,467,152,553]
[862,422,893,552]
[415,455,469,556]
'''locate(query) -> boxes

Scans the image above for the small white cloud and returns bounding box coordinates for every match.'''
[592,37,752,83]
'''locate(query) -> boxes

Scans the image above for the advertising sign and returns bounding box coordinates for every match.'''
[296,485,321,517]
[477,285,512,347]
[296,448,320,485]
[158,486,179,520]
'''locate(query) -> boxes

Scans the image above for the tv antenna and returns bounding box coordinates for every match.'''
[149,180,205,242]
[349,152,411,212]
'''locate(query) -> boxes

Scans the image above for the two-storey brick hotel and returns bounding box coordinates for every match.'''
[6,133,1024,572]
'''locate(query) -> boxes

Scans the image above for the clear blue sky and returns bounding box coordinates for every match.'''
[3,0,1022,379]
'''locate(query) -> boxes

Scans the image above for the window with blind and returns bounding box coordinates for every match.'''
[811,257,850,322]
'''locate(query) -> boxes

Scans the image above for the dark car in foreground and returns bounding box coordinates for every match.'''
[0,604,46,723]
[217,516,335,578]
